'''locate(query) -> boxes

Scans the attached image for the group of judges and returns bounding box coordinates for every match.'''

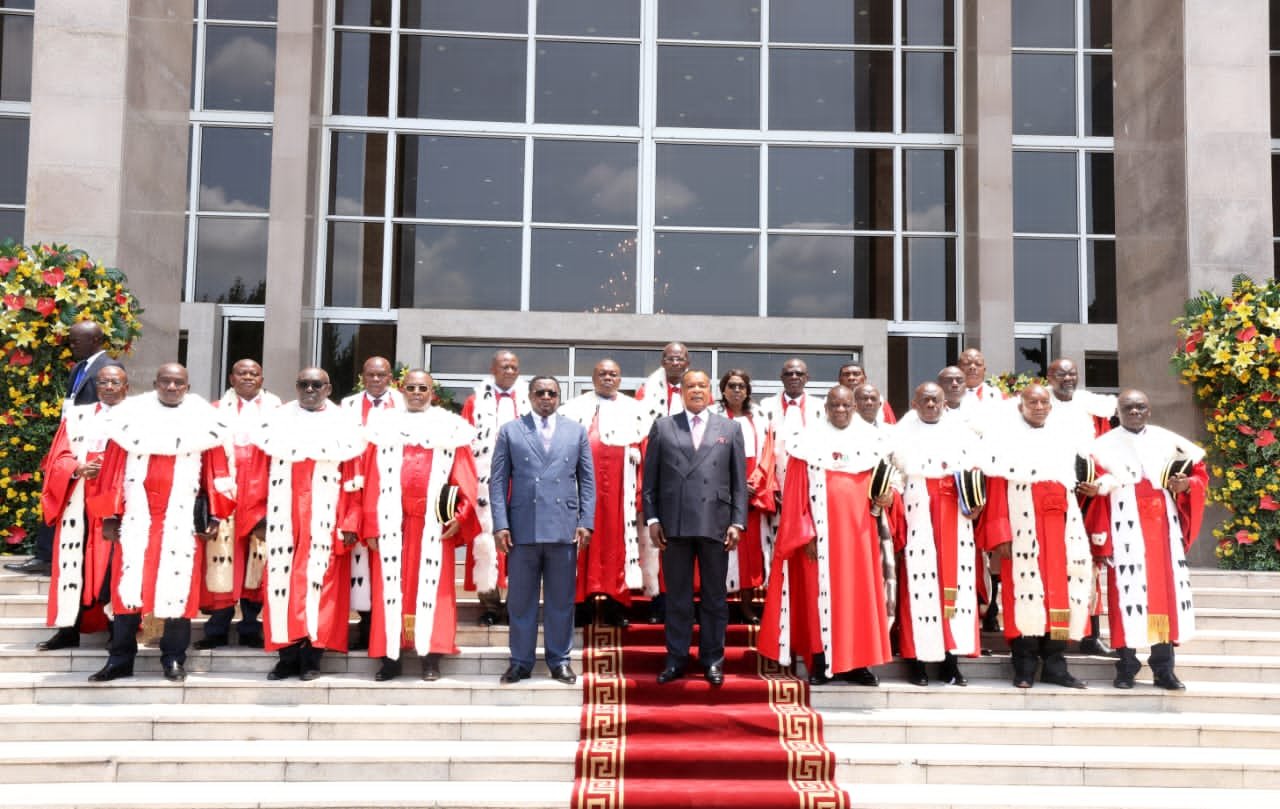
[24,323,1207,692]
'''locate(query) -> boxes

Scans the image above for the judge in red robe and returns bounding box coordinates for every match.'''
[249,368,365,681]
[37,363,128,651]
[560,360,653,626]
[713,369,778,623]
[359,371,481,681]
[886,382,981,687]
[1086,389,1207,691]
[197,359,282,649]
[979,385,1092,690]
[759,386,892,686]
[84,364,234,682]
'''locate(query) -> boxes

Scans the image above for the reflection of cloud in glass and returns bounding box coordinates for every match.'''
[205,31,275,109]
[195,217,268,303]
[655,174,697,216]
[768,235,853,318]
[410,229,475,305]
[198,184,267,214]
[576,163,637,218]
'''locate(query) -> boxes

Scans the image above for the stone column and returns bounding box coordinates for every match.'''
[24,0,191,386]
[261,2,327,395]
[1113,0,1273,564]
[1113,0,1272,438]
[960,0,1015,372]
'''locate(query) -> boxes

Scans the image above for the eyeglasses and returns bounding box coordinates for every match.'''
[781,370,806,377]
[724,383,747,390]
[402,384,432,392]
[296,380,326,391]
[532,390,559,398]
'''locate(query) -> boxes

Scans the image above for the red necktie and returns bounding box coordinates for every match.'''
[667,385,680,412]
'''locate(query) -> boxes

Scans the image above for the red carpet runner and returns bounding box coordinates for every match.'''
[572,622,849,809]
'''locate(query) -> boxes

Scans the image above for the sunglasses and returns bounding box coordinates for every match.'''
[532,390,559,398]
[402,384,432,392]
[296,380,326,391]
[781,370,806,377]
[725,382,747,390]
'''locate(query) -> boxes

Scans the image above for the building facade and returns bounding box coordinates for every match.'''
[3,0,1274,431]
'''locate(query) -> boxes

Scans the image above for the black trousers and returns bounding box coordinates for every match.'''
[108,613,190,668]
[1010,635,1070,682]
[1117,643,1175,678]
[662,535,728,669]
[33,524,54,563]
[277,638,324,672]
[204,598,263,640]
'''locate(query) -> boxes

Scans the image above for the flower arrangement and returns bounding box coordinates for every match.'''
[1171,274,1280,570]
[0,242,143,552]
[988,371,1047,397]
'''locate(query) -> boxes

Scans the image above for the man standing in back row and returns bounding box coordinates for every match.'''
[643,370,747,687]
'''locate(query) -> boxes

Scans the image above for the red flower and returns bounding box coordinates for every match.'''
[1237,529,1258,545]
[0,257,16,276]
[1260,390,1279,403]
[34,297,56,317]
[1184,328,1203,353]
[1237,424,1256,436]
[9,349,31,366]
[1260,494,1280,511]
[1257,430,1277,448]
[4,527,26,546]
[2,294,24,311]
[11,472,30,484]
[41,268,64,286]
[1236,326,1258,342]
[115,292,128,306]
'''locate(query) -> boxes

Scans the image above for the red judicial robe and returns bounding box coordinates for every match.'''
[759,421,893,678]
[199,389,281,614]
[887,411,981,661]
[85,393,234,620]
[40,403,115,629]
[460,380,530,594]
[714,404,778,592]
[979,418,1093,642]
[1087,425,1207,649]
[359,408,481,660]
[250,401,365,652]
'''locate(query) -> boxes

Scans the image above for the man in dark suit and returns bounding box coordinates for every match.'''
[8,321,116,576]
[490,376,595,686]
[643,370,747,687]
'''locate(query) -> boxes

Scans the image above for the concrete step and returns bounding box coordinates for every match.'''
[0,739,579,784]
[1190,569,1280,589]
[0,703,580,743]
[1193,606,1280,631]
[0,671,585,707]
[831,741,1280,789]
[1195,586,1280,610]
[845,783,1280,809]
[980,627,1280,657]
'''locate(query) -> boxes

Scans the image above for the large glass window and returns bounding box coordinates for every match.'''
[1012,1,1115,333]
[319,0,959,336]
[0,2,32,242]
[186,2,277,304]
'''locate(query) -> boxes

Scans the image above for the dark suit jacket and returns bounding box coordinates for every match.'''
[642,411,747,540]
[67,352,121,406]
[489,413,596,544]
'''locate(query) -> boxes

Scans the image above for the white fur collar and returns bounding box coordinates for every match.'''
[889,410,978,477]
[363,406,475,450]
[788,419,884,473]
[559,391,652,446]
[106,392,229,456]
[254,401,365,462]
[1091,425,1205,487]
[980,417,1086,486]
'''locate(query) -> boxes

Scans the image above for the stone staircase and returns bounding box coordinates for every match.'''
[0,563,1276,808]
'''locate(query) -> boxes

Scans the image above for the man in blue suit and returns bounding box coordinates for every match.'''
[490,376,595,685]
[643,370,747,687]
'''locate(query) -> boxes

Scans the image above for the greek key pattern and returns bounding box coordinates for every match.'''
[574,623,626,809]
[754,628,849,809]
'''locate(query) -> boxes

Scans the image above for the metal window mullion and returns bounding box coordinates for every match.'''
[893,145,904,322]
[193,2,208,113]
[1075,0,1085,139]
[760,0,770,134]
[637,0,660,314]
[380,130,398,310]
[1077,148,1089,324]
[525,0,537,125]
[388,0,403,121]
[311,1,340,310]
[521,136,534,311]
[758,142,768,316]
[185,124,203,302]
[892,0,903,135]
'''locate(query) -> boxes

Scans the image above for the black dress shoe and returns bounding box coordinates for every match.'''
[238,633,264,649]
[1043,673,1088,689]
[1013,676,1033,689]
[1078,637,1116,657]
[1113,674,1135,689]
[500,665,531,684]
[907,660,929,687]
[656,666,684,684]
[36,628,80,652]
[5,558,51,576]
[808,670,831,686]
[981,612,1000,633]
[375,658,401,682]
[551,664,577,685]
[163,662,187,682]
[421,654,442,682]
[478,611,499,627]
[267,662,299,681]
[842,667,879,687]
[193,635,228,650]
[1153,673,1186,691]
[299,668,322,681]
[89,662,133,682]
[940,665,968,687]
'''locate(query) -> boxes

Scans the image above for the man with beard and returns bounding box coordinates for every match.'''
[1087,390,1207,690]
[197,359,281,650]
[759,385,893,686]
[36,363,127,652]
[85,364,234,682]
[357,370,481,681]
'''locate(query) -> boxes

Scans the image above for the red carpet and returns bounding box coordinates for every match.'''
[573,622,849,809]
